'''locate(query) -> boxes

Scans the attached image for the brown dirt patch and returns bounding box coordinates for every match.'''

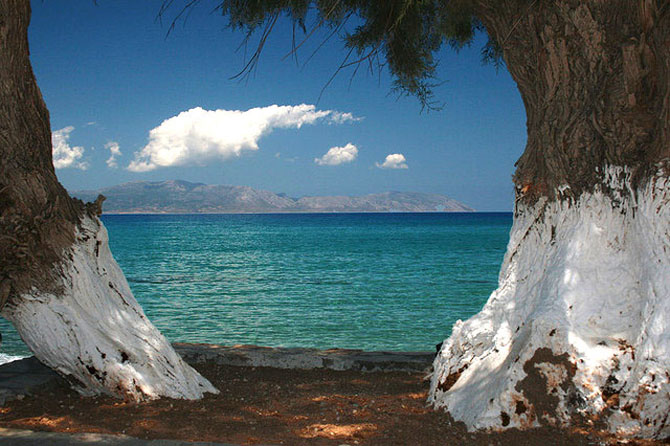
[0,362,665,445]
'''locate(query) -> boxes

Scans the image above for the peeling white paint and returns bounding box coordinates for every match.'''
[1,216,218,400]
[429,165,670,439]
[534,362,568,391]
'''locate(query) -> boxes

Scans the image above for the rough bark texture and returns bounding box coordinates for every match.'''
[0,0,217,401]
[476,0,670,202]
[430,1,670,439]
[431,167,670,438]
[0,0,83,305]
[2,214,219,400]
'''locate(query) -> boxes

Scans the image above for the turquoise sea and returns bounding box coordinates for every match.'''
[0,213,511,360]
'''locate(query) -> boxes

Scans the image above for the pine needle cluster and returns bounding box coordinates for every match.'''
[160,0,502,110]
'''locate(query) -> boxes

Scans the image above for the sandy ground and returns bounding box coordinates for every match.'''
[0,362,667,445]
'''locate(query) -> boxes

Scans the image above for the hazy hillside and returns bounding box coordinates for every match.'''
[72,180,474,213]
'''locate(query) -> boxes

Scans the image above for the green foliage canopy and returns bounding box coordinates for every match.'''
[160,0,503,109]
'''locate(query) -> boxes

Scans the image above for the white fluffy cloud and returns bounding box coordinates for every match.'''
[105,141,122,168]
[329,112,362,124]
[314,143,358,166]
[52,126,88,170]
[376,153,408,169]
[128,105,358,172]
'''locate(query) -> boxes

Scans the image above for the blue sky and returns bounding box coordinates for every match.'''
[29,1,526,211]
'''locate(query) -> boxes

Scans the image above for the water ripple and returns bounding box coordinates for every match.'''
[0,213,511,356]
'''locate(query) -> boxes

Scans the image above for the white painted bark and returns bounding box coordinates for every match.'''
[430,165,670,439]
[1,215,218,400]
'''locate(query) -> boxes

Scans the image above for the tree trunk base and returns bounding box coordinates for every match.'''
[430,165,670,439]
[1,215,218,401]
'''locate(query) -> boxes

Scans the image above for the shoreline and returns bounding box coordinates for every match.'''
[98,210,487,215]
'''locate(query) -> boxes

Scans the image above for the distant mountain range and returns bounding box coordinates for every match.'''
[71,180,474,214]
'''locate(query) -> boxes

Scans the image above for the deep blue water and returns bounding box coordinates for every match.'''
[0,213,511,359]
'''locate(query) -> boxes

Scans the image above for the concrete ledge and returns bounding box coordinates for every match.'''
[174,343,434,373]
[0,344,434,407]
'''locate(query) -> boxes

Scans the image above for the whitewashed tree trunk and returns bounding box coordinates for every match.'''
[430,165,670,438]
[1,215,218,400]
[0,1,217,401]
[434,1,670,438]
